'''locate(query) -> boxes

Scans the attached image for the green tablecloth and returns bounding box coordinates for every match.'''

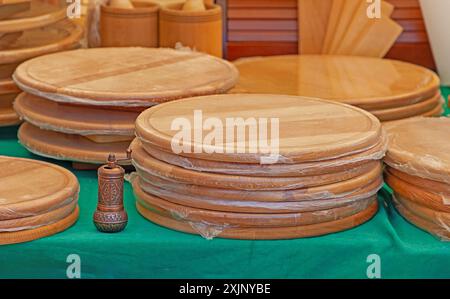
[0,89,449,279]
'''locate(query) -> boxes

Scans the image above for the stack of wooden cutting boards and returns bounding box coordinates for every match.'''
[230,55,444,122]
[0,156,79,245]
[0,0,83,127]
[131,94,386,240]
[12,47,238,168]
[384,117,450,241]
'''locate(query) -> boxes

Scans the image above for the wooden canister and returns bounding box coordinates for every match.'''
[159,3,222,57]
[100,1,159,47]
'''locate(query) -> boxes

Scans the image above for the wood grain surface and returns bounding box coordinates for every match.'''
[135,94,382,164]
[0,92,18,108]
[0,0,30,21]
[135,200,378,240]
[298,0,332,54]
[0,205,79,245]
[0,155,79,220]
[13,48,238,107]
[0,106,19,126]
[0,78,19,94]
[18,123,131,164]
[387,167,450,194]
[14,92,138,136]
[231,55,439,110]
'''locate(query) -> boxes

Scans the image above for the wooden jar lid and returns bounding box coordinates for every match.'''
[0,20,83,65]
[0,0,67,34]
[140,133,387,177]
[13,47,239,107]
[0,155,79,220]
[135,94,382,164]
[231,55,440,110]
[385,117,450,184]
[0,205,79,245]
[18,123,131,164]
[14,93,138,136]
[136,200,378,240]
[131,139,381,190]
[133,179,376,228]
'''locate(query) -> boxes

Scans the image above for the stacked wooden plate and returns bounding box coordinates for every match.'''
[0,0,83,127]
[230,55,444,122]
[12,47,238,167]
[0,156,79,245]
[384,117,450,241]
[131,94,386,240]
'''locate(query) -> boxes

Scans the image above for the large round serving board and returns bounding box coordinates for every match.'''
[14,93,137,136]
[384,117,450,184]
[136,200,378,240]
[0,206,79,245]
[0,155,79,220]
[18,123,131,164]
[135,94,382,164]
[13,47,239,107]
[0,0,67,34]
[231,55,440,110]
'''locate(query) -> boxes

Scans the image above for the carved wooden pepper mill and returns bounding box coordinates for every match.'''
[94,151,131,233]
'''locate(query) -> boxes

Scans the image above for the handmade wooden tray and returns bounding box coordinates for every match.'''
[0,20,83,65]
[137,175,382,214]
[14,93,137,136]
[370,92,442,122]
[18,123,131,164]
[131,139,381,191]
[135,200,378,240]
[139,132,387,177]
[231,55,440,110]
[384,171,450,213]
[13,47,239,107]
[0,206,79,245]
[0,155,79,220]
[0,0,67,34]
[133,179,376,228]
[135,94,382,164]
[384,117,450,184]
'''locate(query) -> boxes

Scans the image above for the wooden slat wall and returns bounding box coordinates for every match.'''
[225,0,436,69]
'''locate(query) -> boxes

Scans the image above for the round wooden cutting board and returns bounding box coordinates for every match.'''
[231,55,440,110]
[0,20,83,65]
[135,94,382,164]
[0,107,20,126]
[136,200,378,240]
[387,167,450,195]
[0,79,20,94]
[0,92,18,109]
[384,117,450,184]
[0,206,79,245]
[0,0,67,34]
[13,47,239,107]
[18,123,131,164]
[139,134,387,177]
[131,139,381,190]
[14,93,138,136]
[133,179,376,228]
[0,155,79,220]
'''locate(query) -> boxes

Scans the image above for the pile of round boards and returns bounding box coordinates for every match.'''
[12,47,238,166]
[0,0,82,127]
[131,94,387,240]
[384,117,450,241]
[0,156,79,245]
[230,55,444,123]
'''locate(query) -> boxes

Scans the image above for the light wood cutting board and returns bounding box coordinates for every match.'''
[298,0,332,54]
[327,0,361,54]
[321,0,345,54]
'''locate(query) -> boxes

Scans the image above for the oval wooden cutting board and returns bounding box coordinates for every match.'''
[0,155,79,220]
[136,200,378,240]
[133,179,376,228]
[131,139,381,190]
[0,0,67,34]
[139,133,387,177]
[0,20,83,65]
[18,123,131,164]
[13,47,239,107]
[14,92,137,136]
[135,94,382,164]
[384,117,450,184]
[231,55,440,110]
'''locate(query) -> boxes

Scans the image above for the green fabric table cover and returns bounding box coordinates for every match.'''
[0,89,449,279]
